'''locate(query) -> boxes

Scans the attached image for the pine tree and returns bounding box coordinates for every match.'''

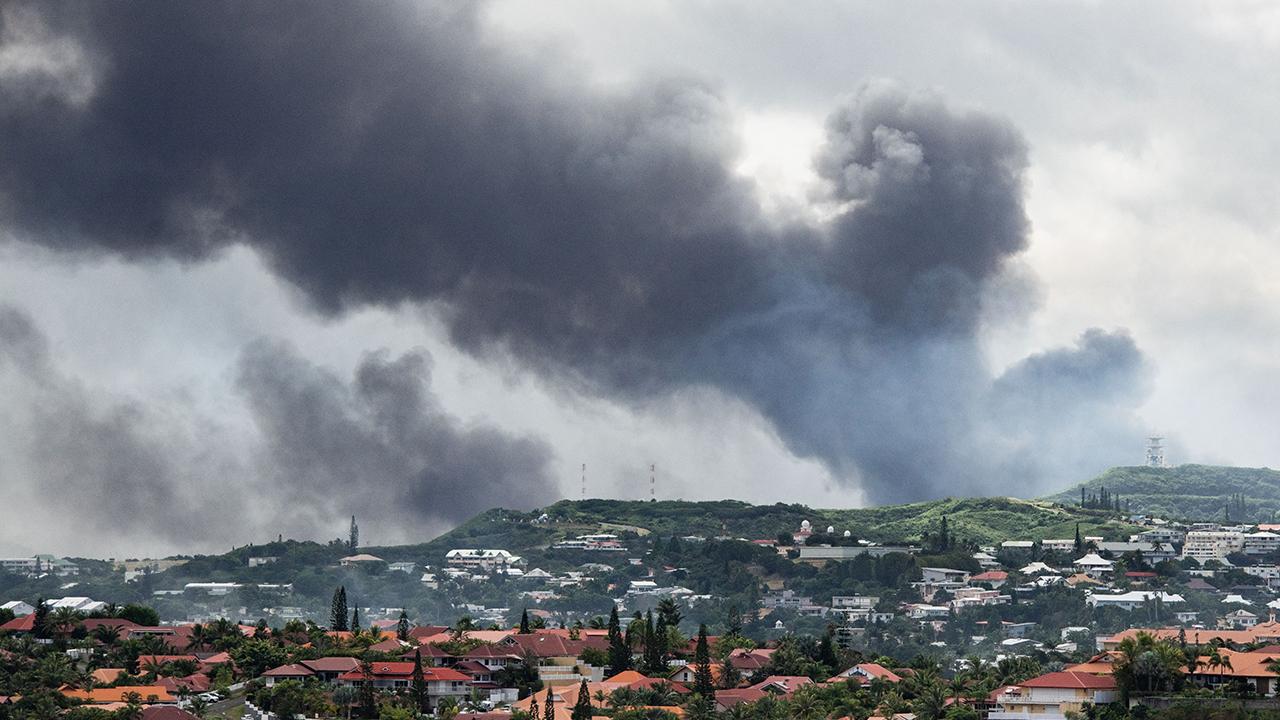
[606,606,631,675]
[1074,523,1083,553]
[520,609,531,634]
[571,678,593,720]
[642,610,664,674]
[397,610,410,642]
[32,598,49,639]
[939,515,950,551]
[330,587,349,631]
[349,515,359,550]
[656,597,683,629]
[543,688,555,720]
[528,696,539,719]
[693,624,715,697]
[351,606,361,632]
[411,648,429,712]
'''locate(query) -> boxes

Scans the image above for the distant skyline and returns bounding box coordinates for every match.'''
[2,2,1278,557]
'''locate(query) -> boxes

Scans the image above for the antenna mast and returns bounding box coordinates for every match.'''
[650,464,655,501]
[581,463,586,500]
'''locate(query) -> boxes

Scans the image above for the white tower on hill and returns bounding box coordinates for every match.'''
[1146,436,1167,468]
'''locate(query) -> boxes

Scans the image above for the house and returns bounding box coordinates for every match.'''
[1086,591,1184,611]
[1073,554,1114,578]
[1245,532,1280,556]
[261,657,362,686]
[969,571,1009,588]
[0,601,34,617]
[1040,539,1076,554]
[829,663,902,684]
[63,686,175,705]
[337,663,469,710]
[1224,609,1260,629]
[1186,649,1280,695]
[669,663,721,685]
[920,567,971,584]
[387,561,416,573]
[445,549,524,571]
[989,671,1118,720]
[1095,541,1178,564]
[749,675,813,696]
[339,553,385,567]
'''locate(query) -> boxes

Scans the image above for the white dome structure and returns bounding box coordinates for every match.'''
[800,520,811,530]
[843,530,852,538]
[826,525,835,534]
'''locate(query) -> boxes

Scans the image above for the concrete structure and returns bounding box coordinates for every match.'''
[1182,530,1245,561]
[990,671,1119,720]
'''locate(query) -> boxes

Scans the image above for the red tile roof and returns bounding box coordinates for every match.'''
[337,663,469,682]
[1019,671,1117,690]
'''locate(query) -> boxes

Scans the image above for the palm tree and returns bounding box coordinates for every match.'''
[332,685,359,720]
[93,624,122,647]
[913,681,950,720]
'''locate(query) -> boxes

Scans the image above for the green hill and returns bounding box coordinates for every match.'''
[366,497,1139,564]
[1046,464,1280,522]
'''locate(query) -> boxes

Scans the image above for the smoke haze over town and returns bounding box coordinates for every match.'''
[3,1,1280,557]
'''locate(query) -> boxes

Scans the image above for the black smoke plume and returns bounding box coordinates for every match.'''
[0,1,1150,503]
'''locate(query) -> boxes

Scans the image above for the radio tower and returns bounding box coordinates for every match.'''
[650,464,656,501]
[581,463,586,500]
[1146,436,1167,468]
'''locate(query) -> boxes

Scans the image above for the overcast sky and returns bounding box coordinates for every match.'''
[2,2,1278,558]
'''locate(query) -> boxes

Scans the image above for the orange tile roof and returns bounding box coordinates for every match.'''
[64,686,174,704]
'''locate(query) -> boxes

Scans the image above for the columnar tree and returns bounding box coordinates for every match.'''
[693,624,715,697]
[330,587,349,631]
[571,679,593,720]
[350,606,361,632]
[607,606,631,675]
[397,611,411,642]
[520,609,531,634]
[411,648,429,712]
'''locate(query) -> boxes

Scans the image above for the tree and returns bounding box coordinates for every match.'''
[607,606,632,676]
[397,611,411,642]
[693,625,715,697]
[543,687,555,720]
[411,648,430,713]
[520,609,531,634]
[351,605,361,632]
[331,587,349,631]
[32,598,50,639]
[358,661,377,718]
[332,686,359,720]
[1074,523,1083,553]
[571,679,593,720]
[656,598,683,630]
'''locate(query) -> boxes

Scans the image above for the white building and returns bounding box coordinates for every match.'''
[1073,553,1114,578]
[445,549,524,571]
[387,561,416,573]
[1086,591,1184,611]
[990,671,1119,720]
[1041,539,1076,554]
[1,600,35,616]
[1182,531,1245,561]
[248,556,278,567]
[1244,532,1280,556]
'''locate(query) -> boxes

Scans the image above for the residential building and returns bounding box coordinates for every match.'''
[1245,532,1280,556]
[338,553,385,567]
[1073,553,1114,578]
[1095,541,1178,564]
[1182,530,1245,561]
[444,549,524,571]
[337,663,469,710]
[247,557,277,567]
[989,671,1119,720]
[1086,591,1184,611]
[920,567,971,584]
[1041,539,1075,554]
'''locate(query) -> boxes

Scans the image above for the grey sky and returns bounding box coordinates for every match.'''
[1,2,1277,556]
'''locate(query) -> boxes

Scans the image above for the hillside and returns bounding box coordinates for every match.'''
[368,496,1139,564]
[1046,464,1280,522]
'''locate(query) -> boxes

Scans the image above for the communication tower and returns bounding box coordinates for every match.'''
[1146,436,1167,468]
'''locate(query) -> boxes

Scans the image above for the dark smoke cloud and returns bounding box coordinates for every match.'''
[236,340,555,533]
[0,1,1151,504]
[0,303,554,550]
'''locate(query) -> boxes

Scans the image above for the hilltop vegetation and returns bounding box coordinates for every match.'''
[372,496,1139,565]
[1047,464,1280,522]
